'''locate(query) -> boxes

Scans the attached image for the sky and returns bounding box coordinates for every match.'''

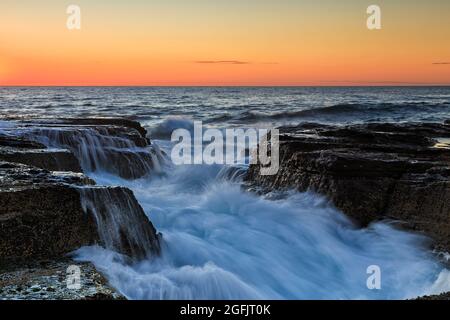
[0,0,449,86]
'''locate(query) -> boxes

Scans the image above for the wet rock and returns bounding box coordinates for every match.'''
[0,161,94,189]
[59,117,149,139]
[415,292,450,300]
[12,118,165,179]
[0,135,45,149]
[246,122,450,251]
[0,259,125,300]
[91,148,161,180]
[0,161,160,262]
[0,118,162,299]
[0,133,82,172]
[79,186,161,259]
[29,129,162,179]
[0,162,98,263]
[0,147,82,172]
[19,117,150,146]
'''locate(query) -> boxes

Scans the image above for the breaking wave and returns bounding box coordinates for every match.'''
[233,103,450,123]
[149,118,195,139]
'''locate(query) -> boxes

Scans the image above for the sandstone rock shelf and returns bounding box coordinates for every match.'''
[246,121,450,252]
[1,117,165,179]
[0,117,163,300]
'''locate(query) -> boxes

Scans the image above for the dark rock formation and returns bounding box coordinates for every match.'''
[246,122,450,251]
[0,117,161,264]
[0,118,162,300]
[0,135,45,149]
[0,161,160,263]
[0,132,82,172]
[59,118,149,139]
[415,292,450,300]
[0,162,97,263]
[0,147,82,172]
[19,117,150,146]
[10,118,165,179]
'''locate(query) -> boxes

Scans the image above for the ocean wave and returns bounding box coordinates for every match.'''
[229,102,450,122]
[204,113,235,123]
[149,118,195,139]
[0,120,17,130]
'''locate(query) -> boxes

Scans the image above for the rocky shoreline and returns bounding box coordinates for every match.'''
[246,121,450,252]
[1,117,449,300]
[245,121,450,300]
[0,259,125,300]
[0,118,162,300]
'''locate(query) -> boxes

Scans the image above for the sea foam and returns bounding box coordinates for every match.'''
[74,144,450,300]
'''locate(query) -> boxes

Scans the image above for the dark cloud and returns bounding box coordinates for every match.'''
[195,60,251,65]
[433,62,450,65]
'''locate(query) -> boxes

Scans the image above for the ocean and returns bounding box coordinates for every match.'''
[1,86,450,128]
[1,86,450,299]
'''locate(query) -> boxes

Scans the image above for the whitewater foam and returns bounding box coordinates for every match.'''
[149,118,195,139]
[74,144,450,300]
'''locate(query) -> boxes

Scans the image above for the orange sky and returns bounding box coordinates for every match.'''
[1,0,449,86]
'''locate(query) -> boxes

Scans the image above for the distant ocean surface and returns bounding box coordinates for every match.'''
[1,87,449,128]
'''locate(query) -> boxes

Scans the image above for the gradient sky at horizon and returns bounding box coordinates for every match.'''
[0,0,449,86]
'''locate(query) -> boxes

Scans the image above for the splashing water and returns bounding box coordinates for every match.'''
[2,87,449,299]
[73,141,450,300]
[22,127,166,179]
[78,186,160,260]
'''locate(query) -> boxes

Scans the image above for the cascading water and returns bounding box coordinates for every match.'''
[71,136,450,300]
[16,124,164,260]
[23,126,166,179]
[77,186,160,260]
[15,118,449,299]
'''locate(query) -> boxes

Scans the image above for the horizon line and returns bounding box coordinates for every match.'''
[1,84,450,88]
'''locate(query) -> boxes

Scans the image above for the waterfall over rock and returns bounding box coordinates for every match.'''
[25,126,166,179]
[0,119,162,264]
[25,128,162,179]
[78,186,161,260]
